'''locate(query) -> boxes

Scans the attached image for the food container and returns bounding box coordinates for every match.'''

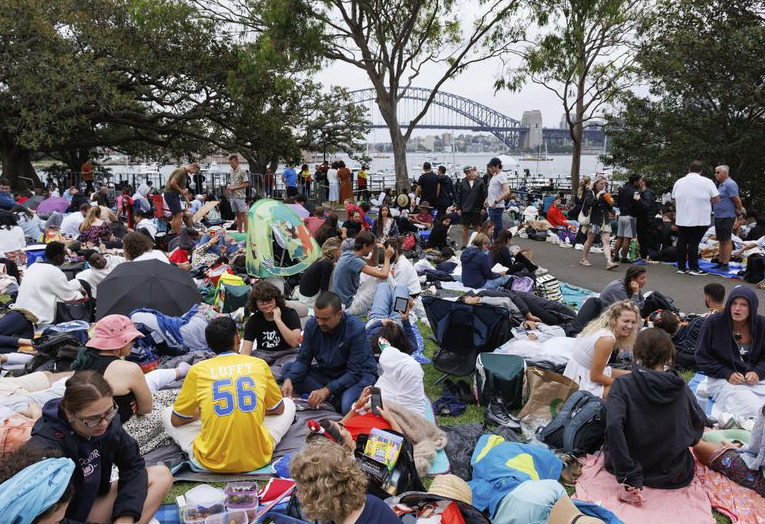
[225,481,259,520]
[183,484,226,523]
[204,509,250,524]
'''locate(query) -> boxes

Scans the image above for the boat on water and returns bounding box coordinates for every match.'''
[520,141,554,162]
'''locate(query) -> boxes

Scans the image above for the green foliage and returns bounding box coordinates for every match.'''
[606,0,765,205]
[497,0,643,190]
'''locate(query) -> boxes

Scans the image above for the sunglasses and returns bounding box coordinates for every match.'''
[72,402,119,428]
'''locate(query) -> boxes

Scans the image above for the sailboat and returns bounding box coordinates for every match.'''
[520,141,554,161]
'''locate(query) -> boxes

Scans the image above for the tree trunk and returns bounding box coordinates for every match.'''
[390,131,410,193]
[0,145,40,190]
[569,73,587,193]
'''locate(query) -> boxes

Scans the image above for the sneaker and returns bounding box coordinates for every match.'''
[535,266,549,276]
[485,398,522,431]
[591,246,603,253]
[574,243,584,250]
[677,269,689,274]
[689,269,708,276]
[559,242,573,248]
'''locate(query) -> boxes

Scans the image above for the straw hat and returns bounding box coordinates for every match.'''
[427,474,472,505]
[547,495,605,524]
[396,194,410,208]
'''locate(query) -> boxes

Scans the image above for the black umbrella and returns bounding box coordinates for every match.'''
[96,259,202,319]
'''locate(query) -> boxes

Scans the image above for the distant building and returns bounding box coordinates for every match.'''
[521,110,543,149]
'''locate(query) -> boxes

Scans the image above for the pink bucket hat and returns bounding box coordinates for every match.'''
[86,315,144,350]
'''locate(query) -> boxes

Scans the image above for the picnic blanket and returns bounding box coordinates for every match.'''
[560,283,597,310]
[170,398,450,482]
[672,259,743,279]
[696,461,765,524]
[574,454,714,524]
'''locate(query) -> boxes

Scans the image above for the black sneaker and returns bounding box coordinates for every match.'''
[456,380,476,405]
[677,268,689,274]
[485,398,521,431]
[689,268,708,276]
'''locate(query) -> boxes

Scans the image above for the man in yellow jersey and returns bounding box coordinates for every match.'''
[162,317,296,473]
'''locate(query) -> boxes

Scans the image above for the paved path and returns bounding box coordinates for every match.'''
[509,237,765,313]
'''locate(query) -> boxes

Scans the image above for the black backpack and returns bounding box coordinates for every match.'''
[640,290,679,318]
[537,390,607,456]
[744,254,765,283]
[354,430,425,500]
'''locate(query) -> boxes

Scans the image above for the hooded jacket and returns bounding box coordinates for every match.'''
[604,367,705,489]
[460,246,499,289]
[25,398,148,523]
[696,286,765,380]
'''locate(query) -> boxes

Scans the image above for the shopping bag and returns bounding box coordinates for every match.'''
[518,366,578,425]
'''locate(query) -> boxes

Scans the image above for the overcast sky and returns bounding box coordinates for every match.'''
[311,1,575,134]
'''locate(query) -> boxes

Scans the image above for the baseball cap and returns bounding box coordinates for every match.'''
[463,166,476,173]
[86,315,144,351]
[488,157,503,168]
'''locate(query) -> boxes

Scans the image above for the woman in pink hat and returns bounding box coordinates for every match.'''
[70,315,188,423]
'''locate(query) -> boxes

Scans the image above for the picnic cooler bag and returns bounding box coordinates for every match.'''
[536,274,563,302]
[537,390,606,456]
[474,353,525,409]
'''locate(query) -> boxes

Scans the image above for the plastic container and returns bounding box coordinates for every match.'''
[225,481,259,521]
[205,509,249,524]
[184,484,226,523]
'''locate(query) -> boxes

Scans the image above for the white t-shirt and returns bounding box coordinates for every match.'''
[135,219,157,239]
[326,169,338,183]
[487,171,508,208]
[392,256,422,295]
[76,255,126,299]
[672,173,719,227]
[134,250,170,264]
[0,227,26,252]
[375,345,426,417]
[12,263,83,324]
[60,212,86,239]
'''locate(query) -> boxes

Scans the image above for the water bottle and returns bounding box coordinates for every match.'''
[629,239,638,260]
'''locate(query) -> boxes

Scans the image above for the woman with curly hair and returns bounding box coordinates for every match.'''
[604,328,705,502]
[290,439,403,524]
[563,300,640,398]
[241,280,302,355]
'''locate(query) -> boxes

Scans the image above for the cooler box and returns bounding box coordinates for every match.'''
[23,244,47,266]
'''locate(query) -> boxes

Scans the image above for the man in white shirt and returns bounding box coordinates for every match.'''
[59,203,90,239]
[134,209,157,240]
[672,160,720,276]
[486,157,510,240]
[76,251,126,299]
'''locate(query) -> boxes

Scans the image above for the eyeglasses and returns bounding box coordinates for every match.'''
[72,402,119,428]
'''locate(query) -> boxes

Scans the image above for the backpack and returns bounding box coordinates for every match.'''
[474,353,526,409]
[537,390,606,456]
[213,273,250,313]
[744,254,764,283]
[354,430,425,499]
[536,274,563,302]
[640,290,679,318]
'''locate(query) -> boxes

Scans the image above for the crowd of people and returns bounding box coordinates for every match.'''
[0,155,764,524]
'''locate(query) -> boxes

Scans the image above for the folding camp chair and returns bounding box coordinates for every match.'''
[422,295,512,383]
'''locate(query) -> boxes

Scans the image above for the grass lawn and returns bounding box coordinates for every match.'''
[163,319,731,524]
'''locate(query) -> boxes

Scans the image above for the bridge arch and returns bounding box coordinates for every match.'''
[349,87,526,148]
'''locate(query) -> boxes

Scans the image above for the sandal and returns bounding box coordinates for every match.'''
[606,263,619,270]
[579,259,592,267]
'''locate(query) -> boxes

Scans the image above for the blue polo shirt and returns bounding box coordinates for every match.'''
[283,167,298,188]
[713,177,739,219]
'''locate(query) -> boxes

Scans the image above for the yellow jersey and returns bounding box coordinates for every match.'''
[172,353,284,473]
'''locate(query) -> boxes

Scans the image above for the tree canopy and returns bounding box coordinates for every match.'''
[0,0,368,186]
[606,0,765,206]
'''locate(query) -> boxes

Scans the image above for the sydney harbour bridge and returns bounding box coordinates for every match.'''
[349,87,605,150]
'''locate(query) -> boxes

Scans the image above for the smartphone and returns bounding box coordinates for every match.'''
[393,296,409,314]
[370,387,383,416]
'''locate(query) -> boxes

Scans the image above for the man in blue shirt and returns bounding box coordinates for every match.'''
[713,165,743,271]
[0,178,19,210]
[281,292,377,412]
[282,162,298,199]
